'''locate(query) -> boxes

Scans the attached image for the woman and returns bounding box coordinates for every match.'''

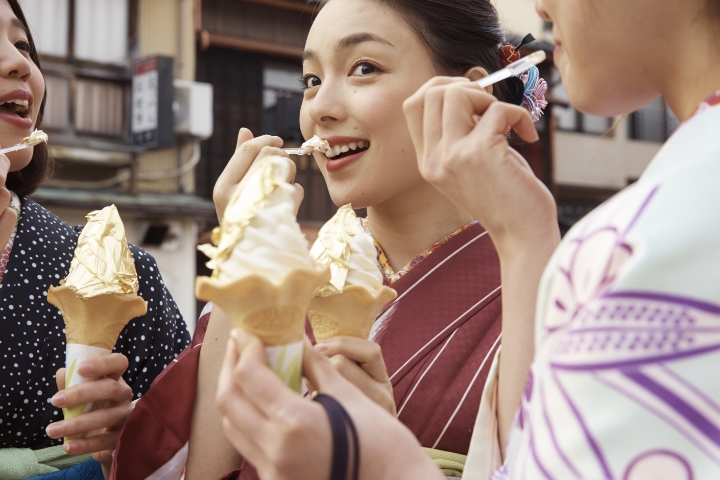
[109,0,545,478]
[0,0,191,477]
[215,0,720,478]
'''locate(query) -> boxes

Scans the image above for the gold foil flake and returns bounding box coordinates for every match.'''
[310,204,359,297]
[199,156,288,276]
[20,129,48,145]
[64,205,139,299]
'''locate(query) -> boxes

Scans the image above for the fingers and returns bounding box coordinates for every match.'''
[63,430,121,456]
[0,153,10,184]
[56,368,66,391]
[301,338,346,395]
[0,207,17,246]
[225,330,298,418]
[236,127,254,149]
[78,353,129,381]
[475,102,539,144]
[316,337,389,383]
[442,84,498,146]
[46,402,132,440]
[51,377,132,409]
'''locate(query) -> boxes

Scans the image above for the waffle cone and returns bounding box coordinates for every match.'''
[308,285,397,341]
[47,285,148,350]
[195,267,330,346]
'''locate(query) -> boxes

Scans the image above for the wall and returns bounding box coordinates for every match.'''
[493,0,550,42]
[554,117,662,189]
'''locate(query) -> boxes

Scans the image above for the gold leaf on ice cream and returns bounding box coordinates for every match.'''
[310,204,359,297]
[20,129,48,145]
[199,157,287,275]
[63,205,139,299]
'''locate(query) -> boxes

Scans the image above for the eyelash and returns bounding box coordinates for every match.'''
[15,40,30,53]
[300,59,382,91]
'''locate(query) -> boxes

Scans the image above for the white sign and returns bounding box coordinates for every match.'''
[131,59,158,134]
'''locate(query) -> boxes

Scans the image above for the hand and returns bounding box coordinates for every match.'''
[213,128,304,221]
[313,336,396,415]
[403,77,558,254]
[0,153,18,250]
[48,354,134,476]
[216,331,443,480]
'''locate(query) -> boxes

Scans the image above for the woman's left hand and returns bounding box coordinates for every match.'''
[47,353,134,473]
[313,336,396,415]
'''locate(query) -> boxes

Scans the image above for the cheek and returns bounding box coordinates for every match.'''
[7,147,33,172]
[30,68,45,125]
[299,102,312,139]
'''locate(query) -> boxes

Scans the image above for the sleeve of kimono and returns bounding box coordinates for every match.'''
[462,347,503,480]
[113,245,191,399]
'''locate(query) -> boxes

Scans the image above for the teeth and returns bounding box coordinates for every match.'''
[325,141,370,158]
[1,99,29,113]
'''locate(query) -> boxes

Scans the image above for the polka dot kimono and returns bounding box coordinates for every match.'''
[0,198,191,449]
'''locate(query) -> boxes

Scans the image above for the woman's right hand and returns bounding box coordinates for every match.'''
[216,332,443,480]
[213,128,304,221]
[402,77,558,252]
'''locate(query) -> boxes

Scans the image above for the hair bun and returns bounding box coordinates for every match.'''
[505,76,526,106]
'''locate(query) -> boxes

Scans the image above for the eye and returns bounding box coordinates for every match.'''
[350,62,378,77]
[15,40,31,53]
[301,75,321,90]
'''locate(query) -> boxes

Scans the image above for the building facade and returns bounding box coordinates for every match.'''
[20,0,216,331]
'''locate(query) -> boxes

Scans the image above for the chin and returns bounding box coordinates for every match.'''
[7,148,33,172]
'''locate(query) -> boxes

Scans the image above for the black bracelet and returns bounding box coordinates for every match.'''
[313,394,360,480]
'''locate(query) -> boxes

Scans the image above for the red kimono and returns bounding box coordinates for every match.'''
[110,223,501,479]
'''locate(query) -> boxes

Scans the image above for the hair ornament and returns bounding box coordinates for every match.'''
[498,33,548,122]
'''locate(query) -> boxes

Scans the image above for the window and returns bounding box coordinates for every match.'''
[263,63,304,144]
[629,97,679,143]
[21,0,129,62]
[75,79,127,137]
[42,76,70,129]
[552,80,613,135]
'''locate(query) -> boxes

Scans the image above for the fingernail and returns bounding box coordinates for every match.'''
[230,329,246,345]
[314,342,328,352]
[52,392,66,407]
[46,423,62,437]
[63,442,73,454]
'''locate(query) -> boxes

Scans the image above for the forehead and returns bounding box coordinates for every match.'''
[0,1,27,33]
[306,0,416,55]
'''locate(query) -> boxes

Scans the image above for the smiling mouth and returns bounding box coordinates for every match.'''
[325,140,370,160]
[0,99,30,119]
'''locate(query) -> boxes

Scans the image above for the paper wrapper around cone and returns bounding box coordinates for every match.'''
[308,285,397,341]
[195,267,330,392]
[47,284,147,441]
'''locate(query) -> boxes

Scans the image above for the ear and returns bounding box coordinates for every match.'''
[463,67,493,95]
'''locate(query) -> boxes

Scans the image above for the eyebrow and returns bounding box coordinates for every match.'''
[302,32,394,62]
[11,18,29,36]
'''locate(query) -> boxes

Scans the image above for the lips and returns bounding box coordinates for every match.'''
[0,89,34,129]
[321,136,370,172]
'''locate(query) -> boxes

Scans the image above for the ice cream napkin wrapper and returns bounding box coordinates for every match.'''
[47,205,147,440]
[197,156,328,392]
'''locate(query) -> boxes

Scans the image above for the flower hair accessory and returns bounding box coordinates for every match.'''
[499,33,548,122]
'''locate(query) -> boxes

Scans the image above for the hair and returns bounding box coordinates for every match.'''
[4,0,53,196]
[318,0,526,105]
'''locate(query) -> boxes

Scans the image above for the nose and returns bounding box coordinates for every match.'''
[307,77,348,127]
[0,39,33,82]
[535,0,551,23]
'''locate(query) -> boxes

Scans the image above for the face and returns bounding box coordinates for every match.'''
[300,0,437,209]
[0,1,44,171]
[536,0,682,116]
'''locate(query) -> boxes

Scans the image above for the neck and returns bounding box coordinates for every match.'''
[660,15,720,121]
[366,182,473,272]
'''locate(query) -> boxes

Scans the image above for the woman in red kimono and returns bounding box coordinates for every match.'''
[110,0,546,478]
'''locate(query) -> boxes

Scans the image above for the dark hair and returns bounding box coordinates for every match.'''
[5,0,53,196]
[319,0,525,105]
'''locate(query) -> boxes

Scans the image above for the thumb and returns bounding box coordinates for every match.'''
[302,339,347,395]
[236,127,254,149]
[56,368,66,391]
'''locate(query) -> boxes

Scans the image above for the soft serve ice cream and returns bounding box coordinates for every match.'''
[308,205,397,340]
[196,156,329,391]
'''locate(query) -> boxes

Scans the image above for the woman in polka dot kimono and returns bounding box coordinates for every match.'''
[0,1,191,478]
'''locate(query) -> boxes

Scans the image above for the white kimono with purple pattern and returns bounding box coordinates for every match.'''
[464,91,720,480]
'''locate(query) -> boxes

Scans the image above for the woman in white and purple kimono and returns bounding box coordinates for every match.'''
[211,0,720,478]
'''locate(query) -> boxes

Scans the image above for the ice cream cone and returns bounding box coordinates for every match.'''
[196,267,329,346]
[308,285,397,341]
[48,285,148,350]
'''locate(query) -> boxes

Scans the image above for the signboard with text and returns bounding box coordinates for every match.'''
[131,56,174,149]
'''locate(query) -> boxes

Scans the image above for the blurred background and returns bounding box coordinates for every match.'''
[18,0,675,331]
